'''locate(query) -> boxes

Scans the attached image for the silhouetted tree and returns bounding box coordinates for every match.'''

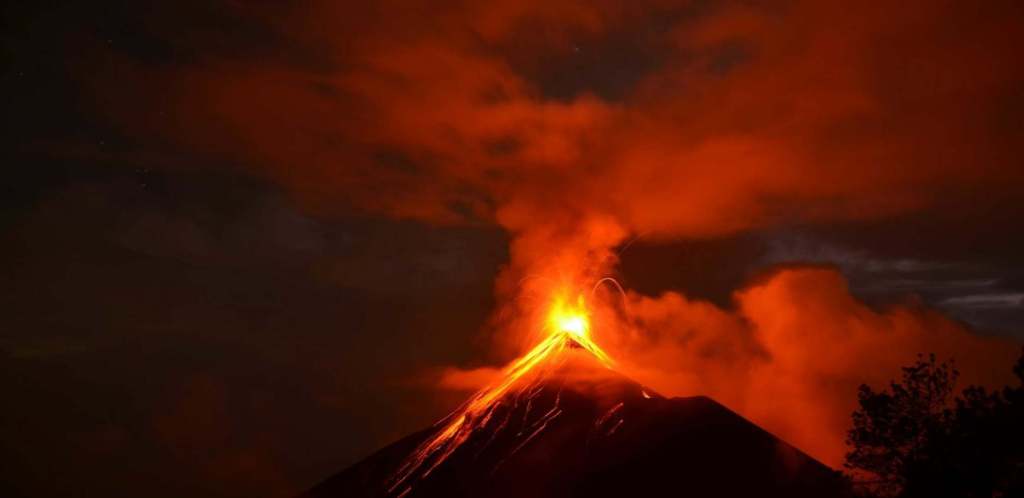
[845,349,1024,498]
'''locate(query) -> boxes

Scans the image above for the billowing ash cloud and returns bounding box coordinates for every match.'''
[612,267,1018,465]
[90,0,1024,466]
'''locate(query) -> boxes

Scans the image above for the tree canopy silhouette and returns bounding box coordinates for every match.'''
[845,349,1024,498]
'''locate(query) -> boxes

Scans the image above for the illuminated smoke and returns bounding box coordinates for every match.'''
[94,0,1024,471]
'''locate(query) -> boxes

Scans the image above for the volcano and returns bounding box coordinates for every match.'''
[303,347,849,498]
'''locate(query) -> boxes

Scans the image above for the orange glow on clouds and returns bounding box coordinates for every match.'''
[93,0,1024,476]
[440,267,1020,468]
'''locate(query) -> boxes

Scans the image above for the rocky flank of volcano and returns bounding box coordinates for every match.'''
[303,350,849,497]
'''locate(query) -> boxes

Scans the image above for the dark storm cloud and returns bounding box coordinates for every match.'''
[619,219,1024,337]
[760,233,1024,335]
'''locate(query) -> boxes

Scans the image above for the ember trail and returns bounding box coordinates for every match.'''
[388,292,614,495]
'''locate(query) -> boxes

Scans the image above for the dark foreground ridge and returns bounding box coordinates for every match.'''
[303,351,849,498]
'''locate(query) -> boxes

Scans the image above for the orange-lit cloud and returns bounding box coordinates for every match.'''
[90,0,1024,467]
[608,267,1018,466]
[441,267,1019,466]
[96,0,1024,238]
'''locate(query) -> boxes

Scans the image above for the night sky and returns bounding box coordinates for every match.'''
[3,2,1024,497]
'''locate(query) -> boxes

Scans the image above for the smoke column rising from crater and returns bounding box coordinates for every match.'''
[90,0,1024,469]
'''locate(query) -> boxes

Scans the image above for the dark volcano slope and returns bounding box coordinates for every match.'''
[304,354,849,498]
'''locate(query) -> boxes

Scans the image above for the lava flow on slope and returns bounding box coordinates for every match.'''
[388,293,613,496]
[303,291,851,498]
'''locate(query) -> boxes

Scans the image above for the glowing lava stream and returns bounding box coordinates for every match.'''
[388,294,613,496]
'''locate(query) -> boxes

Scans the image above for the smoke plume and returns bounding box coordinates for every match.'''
[92,0,1024,466]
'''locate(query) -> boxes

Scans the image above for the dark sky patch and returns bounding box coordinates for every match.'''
[0,162,507,497]
[498,10,679,101]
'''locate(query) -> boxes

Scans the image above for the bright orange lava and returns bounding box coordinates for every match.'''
[546,294,613,365]
[389,292,613,495]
